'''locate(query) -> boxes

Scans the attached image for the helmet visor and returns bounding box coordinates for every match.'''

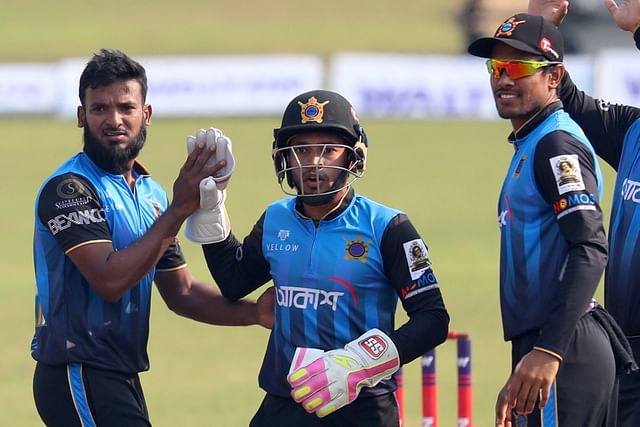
[274,143,364,197]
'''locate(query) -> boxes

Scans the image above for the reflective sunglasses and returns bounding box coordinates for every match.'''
[486,59,561,80]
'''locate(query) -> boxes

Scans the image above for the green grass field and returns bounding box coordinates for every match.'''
[0,1,616,426]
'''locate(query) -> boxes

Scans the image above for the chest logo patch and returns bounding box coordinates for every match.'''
[344,236,370,263]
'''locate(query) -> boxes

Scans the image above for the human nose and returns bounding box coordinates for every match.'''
[105,109,123,127]
[311,150,325,165]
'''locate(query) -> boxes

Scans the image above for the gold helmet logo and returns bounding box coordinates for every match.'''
[298,96,330,124]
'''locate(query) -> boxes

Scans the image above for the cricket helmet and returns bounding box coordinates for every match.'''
[272,90,368,202]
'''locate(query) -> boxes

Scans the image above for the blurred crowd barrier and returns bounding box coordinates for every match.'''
[2,51,639,120]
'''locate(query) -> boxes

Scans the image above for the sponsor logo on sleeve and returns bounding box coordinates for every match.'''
[401,271,439,300]
[403,239,431,280]
[53,178,94,210]
[552,192,597,219]
[549,154,585,195]
[47,208,107,235]
[56,178,88,199]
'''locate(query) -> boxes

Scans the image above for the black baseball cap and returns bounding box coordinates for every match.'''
[467,13,563,62]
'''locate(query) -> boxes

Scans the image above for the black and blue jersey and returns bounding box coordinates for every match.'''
[202,190,449,398]
[498,102,608,358]
[32,153,185,374]
[559,72,640,337]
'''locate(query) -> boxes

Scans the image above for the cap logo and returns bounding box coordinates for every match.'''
[540,37,560,60]
[495,17,526,37]
[298,96,330,124]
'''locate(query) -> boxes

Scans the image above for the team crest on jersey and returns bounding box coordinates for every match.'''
[344,236,370,263]
[403,239,431,280]
[516,414,527,427]
[550,154,585,195]
[298,96,329,123]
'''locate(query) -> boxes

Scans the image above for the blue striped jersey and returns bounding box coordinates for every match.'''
[32,153,185,373]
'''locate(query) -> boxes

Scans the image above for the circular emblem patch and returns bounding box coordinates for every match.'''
[56,178,88,199]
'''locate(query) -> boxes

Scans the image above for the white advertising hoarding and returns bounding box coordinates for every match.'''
[331,53,496,119]
[0,52,601,119]
[56,55,324,118]
[0,64,57,114]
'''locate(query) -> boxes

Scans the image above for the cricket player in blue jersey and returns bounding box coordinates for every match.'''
[528,1,640,425]
[31,49,274,427]
[185,89,450,426]
[468,13,620,426]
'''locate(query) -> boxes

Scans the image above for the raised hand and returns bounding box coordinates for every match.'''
[186,127,235,189]
[604,0,640,32]
[528,0,569,26]
[184,127,235,243]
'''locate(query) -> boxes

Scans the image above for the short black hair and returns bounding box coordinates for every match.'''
[78,48,148,106]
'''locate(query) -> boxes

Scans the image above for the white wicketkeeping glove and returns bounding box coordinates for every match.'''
[184,128,235,244]
[287,329,400,418]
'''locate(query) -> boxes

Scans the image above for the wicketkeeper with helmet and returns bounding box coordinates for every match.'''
[185,90,449,426]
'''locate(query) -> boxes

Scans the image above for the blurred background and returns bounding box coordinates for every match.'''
[460,0,629,54]
[0,1,632,426]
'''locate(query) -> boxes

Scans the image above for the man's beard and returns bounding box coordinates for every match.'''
[83,123,147,174]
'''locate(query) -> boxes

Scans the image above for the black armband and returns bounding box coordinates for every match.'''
[634,27,640,50]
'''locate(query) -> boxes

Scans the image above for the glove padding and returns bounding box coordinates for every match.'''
[287,329,400,418]
[184,128,234,243]
[186,127,235,189]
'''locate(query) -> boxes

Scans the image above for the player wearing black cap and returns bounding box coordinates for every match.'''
[185,90,449,426]
[528,2,640,426]
[469,13,618,427]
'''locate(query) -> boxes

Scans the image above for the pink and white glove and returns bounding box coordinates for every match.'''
[287,329,400,418]
[185,128,235,244]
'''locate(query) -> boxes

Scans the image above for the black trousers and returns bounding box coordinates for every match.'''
[249,392,399,427]
[510,312,617,427]
[33,362,151,427]
[618,337,640,427]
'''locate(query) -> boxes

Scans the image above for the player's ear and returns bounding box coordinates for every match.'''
[77,106,85,128]
[548,64,564,89]
[143,104,152,126]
